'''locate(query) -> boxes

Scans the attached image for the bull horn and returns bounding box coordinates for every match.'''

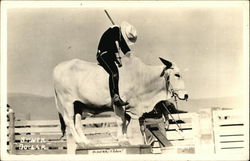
[159,57,172,69]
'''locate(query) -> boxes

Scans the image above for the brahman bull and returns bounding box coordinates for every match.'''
[53,54,188,146]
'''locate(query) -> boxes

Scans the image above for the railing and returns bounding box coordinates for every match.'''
[7,108,247,155]
[7,112,119,155]
[7,111,66,155]
[212,109,247,154]
[152,112,200,154]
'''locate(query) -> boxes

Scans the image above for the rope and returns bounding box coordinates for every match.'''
[173,95,182,130]
[167,81,183,126]
[162,102,184,139]
[164,76,184,136]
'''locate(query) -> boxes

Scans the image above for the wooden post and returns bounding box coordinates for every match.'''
[146,125,173,147]
[191,113,200,154]
[66,127,77,154]
[197,109,214,154]
[8,110,16,154]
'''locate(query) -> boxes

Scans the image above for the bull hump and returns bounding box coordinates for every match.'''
[69,60,83,70]
[66,59,94,71]
[54,59,83,76]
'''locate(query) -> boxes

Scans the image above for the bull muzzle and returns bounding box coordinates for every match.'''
[184,94,188,101]
[173,93,188,101]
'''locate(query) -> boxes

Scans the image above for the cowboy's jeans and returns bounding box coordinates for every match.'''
[97,52,120,98]
[141,118,167,147]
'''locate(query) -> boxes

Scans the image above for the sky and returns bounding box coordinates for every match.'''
[6,2,248,99]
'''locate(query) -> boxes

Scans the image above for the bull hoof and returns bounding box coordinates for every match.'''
[118,140,130,146]
[118,135,130,146]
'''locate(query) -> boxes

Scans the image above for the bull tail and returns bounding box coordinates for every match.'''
[58,112,66,139]
[54,88,66,139]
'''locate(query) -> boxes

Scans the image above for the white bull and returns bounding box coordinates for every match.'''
[53,54,188,146]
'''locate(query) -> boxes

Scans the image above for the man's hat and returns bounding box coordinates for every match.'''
[121,21,137,46]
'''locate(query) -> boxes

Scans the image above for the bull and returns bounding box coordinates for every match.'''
[53,54,188,146]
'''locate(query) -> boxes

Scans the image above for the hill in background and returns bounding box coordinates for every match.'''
[178,96,243,113]
[7,93,243,120]
[7,93,58,120]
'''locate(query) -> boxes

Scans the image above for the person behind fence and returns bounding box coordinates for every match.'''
[96,21,137,107]
[139,100,187,146]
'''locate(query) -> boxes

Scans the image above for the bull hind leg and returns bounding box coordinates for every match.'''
[73,101,92,146]
[62,101,89,145]
[58,113,66,139]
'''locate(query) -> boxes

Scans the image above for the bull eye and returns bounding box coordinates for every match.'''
[175,74,180,78]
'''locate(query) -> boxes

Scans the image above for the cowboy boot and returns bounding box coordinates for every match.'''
[113,94,129,106]
[109,78,129,106]
[110,73,129,106]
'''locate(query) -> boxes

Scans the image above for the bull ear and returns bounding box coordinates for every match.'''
[159,57,172,69]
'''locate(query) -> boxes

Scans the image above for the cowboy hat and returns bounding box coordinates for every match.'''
[121,21,137,46]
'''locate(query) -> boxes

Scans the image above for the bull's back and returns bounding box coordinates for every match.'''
[53,59,110,104]
[53,59,100,85]
[54,59,80,84]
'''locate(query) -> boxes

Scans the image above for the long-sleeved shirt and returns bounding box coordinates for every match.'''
[97,26,130,61]
[140,101,173,119]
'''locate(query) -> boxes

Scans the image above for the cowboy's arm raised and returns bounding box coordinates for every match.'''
[115,27,130,55]
[113,26,131,59]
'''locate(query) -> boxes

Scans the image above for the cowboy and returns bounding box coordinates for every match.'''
[139,100,187,146]
[96,21,137,107]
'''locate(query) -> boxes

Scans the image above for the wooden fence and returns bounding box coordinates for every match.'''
[152,112,200,154]
[7,111,200,155]
[7,112,119,155]
[8,111,66,155]
[212,109,247,154]
[7,108,247,155]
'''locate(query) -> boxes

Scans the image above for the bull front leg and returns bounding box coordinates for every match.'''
[113,105,130,145]
[126,117,145,145]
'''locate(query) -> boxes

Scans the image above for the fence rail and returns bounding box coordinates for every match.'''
[7,111,121,155]
[212,109,246,154]
[7,108,247,155]
[152,112,199,154]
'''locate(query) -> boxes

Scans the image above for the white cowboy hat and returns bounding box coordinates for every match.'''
[121,21,137,46]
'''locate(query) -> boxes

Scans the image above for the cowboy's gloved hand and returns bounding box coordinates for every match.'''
[140,125,145,132]
[165,120,170,130]
[115,59,122,68]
